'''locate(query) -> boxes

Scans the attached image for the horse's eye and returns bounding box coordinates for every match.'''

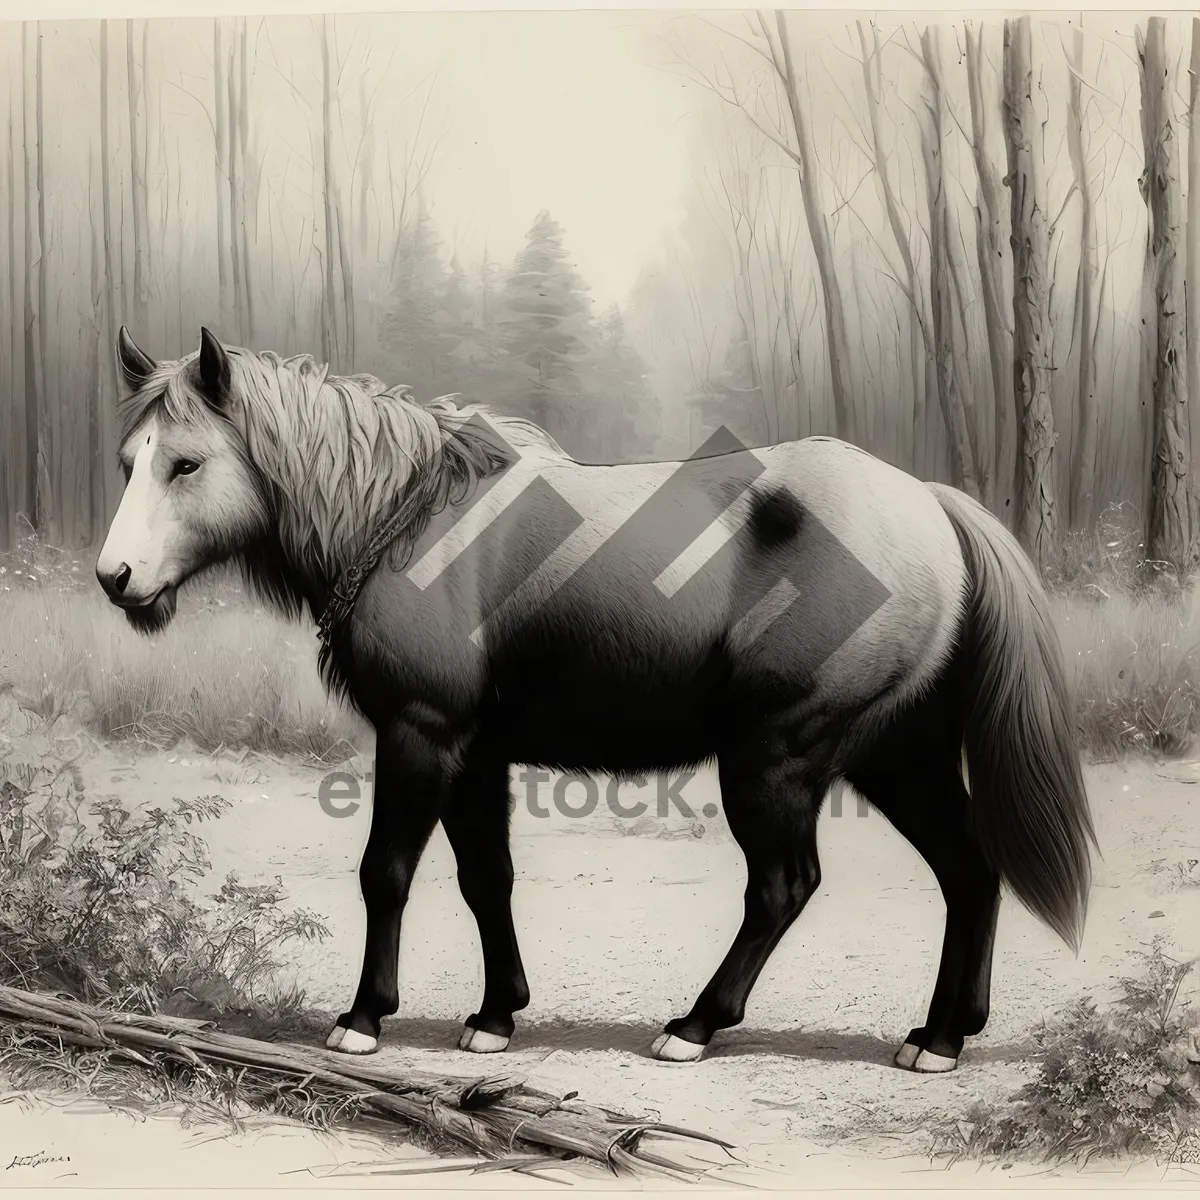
[173,459,200,478]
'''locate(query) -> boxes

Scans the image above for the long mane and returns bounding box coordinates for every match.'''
[117,345,571,631]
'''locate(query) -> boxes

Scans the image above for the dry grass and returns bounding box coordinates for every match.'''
[0,544,367,762]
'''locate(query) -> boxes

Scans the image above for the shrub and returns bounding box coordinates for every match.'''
[940,940,1200,1165]
[0,739,330,1025]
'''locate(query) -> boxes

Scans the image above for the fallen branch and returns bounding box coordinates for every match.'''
[0,984,737,1180]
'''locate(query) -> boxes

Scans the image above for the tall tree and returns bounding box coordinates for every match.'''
[23,21,50,540]
[379,202,446,395]
[98,20,121,542]
[1003,15,1059,571]
[584,305,653,462]
[493,210,595,438]
[1066,19,1101,531]
[1187,17,1200,514]
[964,21,1016,524]
[857,20,928,476]
[1138,16,1193,570]
[436,254,491,395]
[126,18,150,335]
[918,26,983,500]
[236,17,256,344]
[213,18,232,326]
[3,64,23,547]
[769,13,855,442]
[689,15,859,441]
[318,15,353,368]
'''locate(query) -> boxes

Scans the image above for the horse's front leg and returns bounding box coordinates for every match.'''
[326,720,444,1055]
[441,754,530,1053]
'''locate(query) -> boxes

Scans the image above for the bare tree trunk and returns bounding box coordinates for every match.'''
[226,23,244,342]
[1003,16,1059,571]
[1065,20,1100,534]
[918,26,981,500]
[99,20,120,535]
[770,13,856,443]
[857,20,928,475]
[238,17,255,345]
[320,16,343,369]
[126,19,149,335]
[23,22,50,541]
[336,185,356,367]
[4,85,24,547]
[1187,17,1200,520]
[965,20,1016,523]
[213,18,232,329]
[1138,17,1194,571]
[86,150,104,546]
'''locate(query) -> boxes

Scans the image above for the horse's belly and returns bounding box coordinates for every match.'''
[486,662,725,771]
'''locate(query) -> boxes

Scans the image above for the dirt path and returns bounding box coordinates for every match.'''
[10,743,1200,1187]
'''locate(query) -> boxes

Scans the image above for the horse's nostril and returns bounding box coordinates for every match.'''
[114,563,132,594]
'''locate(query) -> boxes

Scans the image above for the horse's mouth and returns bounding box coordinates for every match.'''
[120,584,179,634]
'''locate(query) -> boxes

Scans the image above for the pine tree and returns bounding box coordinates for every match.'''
[492,210,595,437]
[378,201,446,396]
[433,255,490,395]
[583,304,655,462]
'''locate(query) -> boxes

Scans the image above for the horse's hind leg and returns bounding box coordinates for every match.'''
[847,753,1000,1074]
[440,755,530,1054]
[652,750,822,1063]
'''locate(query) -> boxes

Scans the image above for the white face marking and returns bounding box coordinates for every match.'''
[96,417,182,602]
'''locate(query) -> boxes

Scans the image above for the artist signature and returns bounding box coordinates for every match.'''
[6,1149,72,1171]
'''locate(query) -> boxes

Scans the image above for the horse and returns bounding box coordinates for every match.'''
[96,326,1096,1074]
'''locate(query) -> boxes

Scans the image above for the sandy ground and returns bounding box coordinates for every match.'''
[6,738,1200,1190]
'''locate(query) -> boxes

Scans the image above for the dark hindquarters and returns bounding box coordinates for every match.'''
[846,667,1001,1063]
[440,753,530,1039]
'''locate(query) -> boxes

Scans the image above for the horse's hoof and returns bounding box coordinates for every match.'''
[1186,1035,1200,1065]
[893,1041,922,1070]
[650,1033,705,1062]
[328,1027,377,1055]
[912,1048,957,1073]
[458,1026,510,1054]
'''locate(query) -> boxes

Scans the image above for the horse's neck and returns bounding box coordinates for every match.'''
[268,394,437,606]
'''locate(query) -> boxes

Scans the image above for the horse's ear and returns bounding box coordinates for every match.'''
[197,327,232,409]
[116,326,156,391]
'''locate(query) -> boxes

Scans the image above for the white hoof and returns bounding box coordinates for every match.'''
[325,1025,346,1049]
[913,1048,957,1073]
[328,1027,377,1055]
[650,1033,706,1062]
[457,1026,510,1054]
[1187,1034,1200,1065]
[894,1041,922,1070]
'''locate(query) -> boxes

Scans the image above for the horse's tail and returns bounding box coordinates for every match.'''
[928,483,1096,952]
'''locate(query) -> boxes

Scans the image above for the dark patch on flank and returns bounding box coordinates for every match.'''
[749,486,804,548]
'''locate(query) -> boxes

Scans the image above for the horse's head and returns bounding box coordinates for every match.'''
[96,327,270,633]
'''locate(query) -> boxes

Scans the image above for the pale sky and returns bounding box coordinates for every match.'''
[412,11,695,307]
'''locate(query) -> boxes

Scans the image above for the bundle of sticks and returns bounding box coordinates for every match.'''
[0,984,740,1181]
